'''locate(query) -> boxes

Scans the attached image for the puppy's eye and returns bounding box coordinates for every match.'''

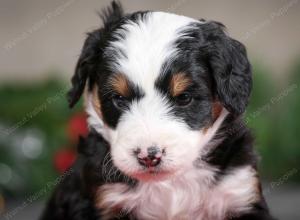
[175,92,192,106]
[112,95,128,110]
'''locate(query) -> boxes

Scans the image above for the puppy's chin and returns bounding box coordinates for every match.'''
[131,169,175,182]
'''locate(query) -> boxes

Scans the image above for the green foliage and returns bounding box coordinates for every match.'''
[246,64,278,179]
[274,60,300,181]
[0,77,81,197]
[247,60,300,182]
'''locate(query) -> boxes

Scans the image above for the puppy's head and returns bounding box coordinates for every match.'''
[68,1,252,181]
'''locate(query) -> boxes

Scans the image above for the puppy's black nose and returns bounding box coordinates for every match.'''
[147,146,159,157]
[137,146,161,167]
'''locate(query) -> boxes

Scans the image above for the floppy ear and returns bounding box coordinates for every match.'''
[67,0,124,108]
[67,34,97,108]
[202,21,252,115]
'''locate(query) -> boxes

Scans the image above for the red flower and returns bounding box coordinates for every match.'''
[54,149,76,173]
[67,112,88,142]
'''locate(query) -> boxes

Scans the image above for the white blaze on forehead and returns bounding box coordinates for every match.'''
[108,12,200,93]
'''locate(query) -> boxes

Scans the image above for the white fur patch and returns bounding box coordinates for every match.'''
[97,166,259,220]
[107,12,200,90]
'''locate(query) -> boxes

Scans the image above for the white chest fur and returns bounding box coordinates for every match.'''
[97,166,259,220]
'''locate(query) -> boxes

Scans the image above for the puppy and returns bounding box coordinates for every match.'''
[41,1,274,220]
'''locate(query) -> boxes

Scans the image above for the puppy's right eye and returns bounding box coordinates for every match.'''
[112,95,128,110]
[175,92,193,106]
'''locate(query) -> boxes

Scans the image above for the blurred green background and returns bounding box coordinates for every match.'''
[0,0,300,219]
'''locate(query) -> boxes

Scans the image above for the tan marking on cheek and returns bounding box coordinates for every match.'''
[212,102,223,122]
[202,127,209,134]
[170,73,192,97]
[247,175,261,206]
[254,175,263,197]
[96,184,129,219]
[202,102,223,134]
[110,73,130,97]
[92,86,103,118]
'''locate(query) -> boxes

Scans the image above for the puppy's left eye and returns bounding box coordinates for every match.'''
[175,92,192,106]
[112,95,129,110]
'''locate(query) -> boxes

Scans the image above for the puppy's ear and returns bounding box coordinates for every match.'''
[203,21,252,115]
[67,1,124,108]
[67,32,99,108]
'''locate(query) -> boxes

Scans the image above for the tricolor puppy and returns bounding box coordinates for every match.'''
[41,1,274,220]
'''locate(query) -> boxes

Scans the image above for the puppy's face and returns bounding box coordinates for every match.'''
[68,4,251,181]
[99,72,214,180]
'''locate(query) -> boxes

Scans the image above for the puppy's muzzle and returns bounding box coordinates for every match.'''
[135,146,162,167]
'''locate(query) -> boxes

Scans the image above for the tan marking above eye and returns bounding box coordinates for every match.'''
[109,73,130,97]
[170,73,192,97]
